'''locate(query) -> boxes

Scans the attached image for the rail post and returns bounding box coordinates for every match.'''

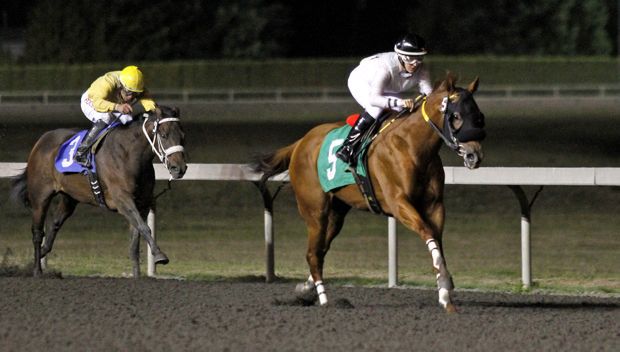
[388,217,398,287]
[147,205,157,277]
[254,181,276,283]
[507,185,543,289]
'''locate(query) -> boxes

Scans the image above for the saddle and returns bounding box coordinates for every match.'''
[54,122,120,208]
[318,110,403,215]
[345,111,394,214]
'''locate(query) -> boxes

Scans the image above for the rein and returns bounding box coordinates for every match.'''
[142,116,185,179]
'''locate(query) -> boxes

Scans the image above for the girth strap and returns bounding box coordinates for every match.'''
[85,169,107,208]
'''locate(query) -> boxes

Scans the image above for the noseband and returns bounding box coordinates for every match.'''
[142,116,185,170]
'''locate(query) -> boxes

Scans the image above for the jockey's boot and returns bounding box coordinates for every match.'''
[335,111,375,164]
[74,120,107,167]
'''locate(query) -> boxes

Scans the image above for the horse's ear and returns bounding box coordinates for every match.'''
[437,71,458,93]
[172,106,180,117]
[468,77,480,94]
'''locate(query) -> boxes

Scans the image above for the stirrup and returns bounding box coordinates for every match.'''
[335,146,353,164]
[74,151,91,168]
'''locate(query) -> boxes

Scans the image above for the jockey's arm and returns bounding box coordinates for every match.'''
[138,90,156,112]
[368,69,404,111]
[87,73,119,113]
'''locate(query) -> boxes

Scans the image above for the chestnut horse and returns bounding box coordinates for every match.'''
[255,74,486,312]
[11,106,187,277]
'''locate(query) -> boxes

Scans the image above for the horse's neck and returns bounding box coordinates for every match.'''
[108,123,154,164]
[394,108,444,156]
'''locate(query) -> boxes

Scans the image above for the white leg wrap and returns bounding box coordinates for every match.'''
[426,239,442,270]
[438,288,451,308]
[315,281,328,305]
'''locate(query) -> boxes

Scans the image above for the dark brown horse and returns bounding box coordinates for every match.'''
[11,106,187,277]
[255,74,486,312]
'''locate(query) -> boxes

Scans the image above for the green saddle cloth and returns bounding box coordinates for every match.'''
[317,125,368,192]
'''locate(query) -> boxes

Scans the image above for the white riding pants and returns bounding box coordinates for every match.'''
[80,91,131,125]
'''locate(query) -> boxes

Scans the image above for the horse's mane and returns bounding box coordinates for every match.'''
[158,105,180,118]
[135,105,180,123]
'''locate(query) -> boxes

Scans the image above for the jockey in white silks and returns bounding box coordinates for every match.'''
[336,33,433,164]
[75,65,157,167]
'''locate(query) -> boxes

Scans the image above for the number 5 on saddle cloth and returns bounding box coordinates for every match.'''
[318,111,401,214]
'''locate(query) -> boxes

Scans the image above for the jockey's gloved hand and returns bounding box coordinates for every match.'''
[115,103,132,114]
[401,99,415,111]
[119,114,133,125]
[413,94,426,109]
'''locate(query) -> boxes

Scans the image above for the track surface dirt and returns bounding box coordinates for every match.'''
[0,277,618,351]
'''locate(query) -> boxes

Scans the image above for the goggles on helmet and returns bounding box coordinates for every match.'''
[398,54,424,64]
[121,87,137,97]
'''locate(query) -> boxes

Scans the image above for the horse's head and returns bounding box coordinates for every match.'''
[143,106,187,179]
[429,74,486,169]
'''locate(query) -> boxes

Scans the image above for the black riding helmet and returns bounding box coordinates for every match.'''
[394,33,428,56]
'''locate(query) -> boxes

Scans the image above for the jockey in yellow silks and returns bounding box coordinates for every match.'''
[336,33,433,164]
[74,65,157,167]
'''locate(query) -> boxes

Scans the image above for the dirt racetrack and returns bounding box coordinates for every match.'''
[0,276,618,351]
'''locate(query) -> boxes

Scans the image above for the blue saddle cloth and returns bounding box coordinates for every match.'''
[54,123,119,174]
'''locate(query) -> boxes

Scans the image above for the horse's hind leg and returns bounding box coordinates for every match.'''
[129,225,141,278]
[29,192,54,277]
[41,194,77,258]
[296,196,349,305]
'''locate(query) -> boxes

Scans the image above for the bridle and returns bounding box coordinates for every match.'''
[142,114,185,172]
[421,96,461,153]
[420,94,485,156]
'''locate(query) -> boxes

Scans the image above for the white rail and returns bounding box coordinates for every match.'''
[2,162,619,288]
[3,84,620,105]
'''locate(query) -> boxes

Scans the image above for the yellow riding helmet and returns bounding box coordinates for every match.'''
[119,65,144,93]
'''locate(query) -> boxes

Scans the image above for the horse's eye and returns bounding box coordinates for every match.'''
[160,133,168,139]
[451,113,463,130]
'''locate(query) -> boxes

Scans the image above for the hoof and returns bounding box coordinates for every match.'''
[295,281,318,303]
[445,303,458,314]
[154,253,169,265]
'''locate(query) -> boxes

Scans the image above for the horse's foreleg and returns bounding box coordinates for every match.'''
[424,199,456,312]
[393,197,456,312]
[129,226,141,278]
[41,195,77,258]
[114,194,168,266]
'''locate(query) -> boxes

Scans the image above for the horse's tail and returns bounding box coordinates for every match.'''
[10,169,30,209]
[252,140,300,186]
